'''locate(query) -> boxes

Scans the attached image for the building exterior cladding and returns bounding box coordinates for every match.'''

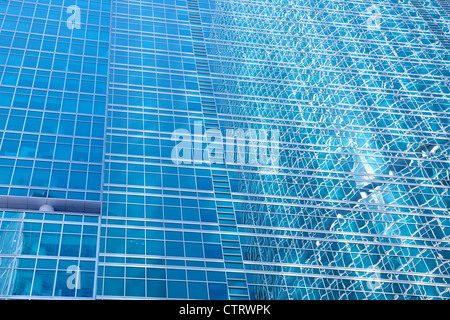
[0,0,449,300]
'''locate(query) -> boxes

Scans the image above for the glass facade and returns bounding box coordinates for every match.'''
[0,0,449,300]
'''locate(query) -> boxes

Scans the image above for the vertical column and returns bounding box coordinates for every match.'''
[186,0,250,300]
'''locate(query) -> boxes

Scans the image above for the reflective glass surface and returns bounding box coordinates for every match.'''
[0,210,98,298]
[0,0,109,202]
[0,0,449,300]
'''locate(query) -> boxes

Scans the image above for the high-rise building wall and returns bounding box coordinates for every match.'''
[0,0,109,204]
[98,0,237,299]
[0,0,450,300]
[209,0,450,299]
[0,0,110,298]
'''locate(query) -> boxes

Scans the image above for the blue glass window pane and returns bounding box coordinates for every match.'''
[78,272,95,297]
[50,170,69,188]
[80,235,97,258]
[69,171,87,189]
[63,224,81,233]
[0,140,19,156]
[41,119,57,134]
[126,267,145,279]
[18,141,37,157]
[0,166,13,184]
[163,175,178,188]
[147,280,166,298]
[72,145,89,162]
[105,266,124,277]
[54,144,72,161]
[83,225,98,234]
[185,242,203,258]
[31,169,50,187]
[6,116,24,131]
[106,227,125,237]
[188,270,206,281]
[60,234,81,257]
[125,279,145,297]
[182,208,199,222]
[207,271,226,283]
[10,269,34,295]
[21,232,40,255]
[75,122,91,137]
[36,143,55,159]
[54,270,76,297]
[204,243,223,259]
[167,268,186,280]
[23,222,41,232]
[17,258,36,269]
[127,204,144,218]
[167,281,187,299]
[146,240,164,255]
[106,238,125,254]
[196,177,213,190]
[58,121,75,135]
[80,261,95,271]
[188,282,208,299]
[89,148,103,163]
[127,228,144,238]
[147,268,166,279]
[200,209,217,223]
[126,239,144,254]
[103,278,124,296]
[12,167,32,185]
[166,241,184,257]
[208,283,228,300]
[43,223,61,233]
[39,233,60,256]
[164,206,181,220]
[24,118,42,133]
[31,270,55,296]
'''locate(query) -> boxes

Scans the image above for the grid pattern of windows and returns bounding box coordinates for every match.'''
[208,0,450,299]
[97,0,240,299]
[0,0,450,300]
[0,0,110,201]
[0,210,99,298]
